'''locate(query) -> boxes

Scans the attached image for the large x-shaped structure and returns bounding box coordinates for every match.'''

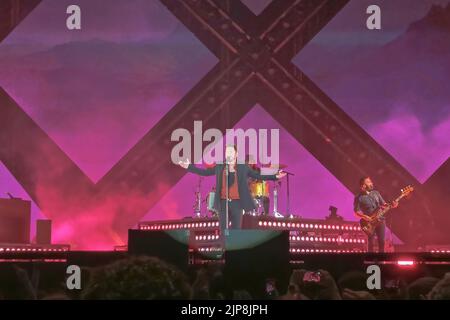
[0,0,446,248]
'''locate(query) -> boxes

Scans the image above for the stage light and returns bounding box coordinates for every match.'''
[397,260,415,266]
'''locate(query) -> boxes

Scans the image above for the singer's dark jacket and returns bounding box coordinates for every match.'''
[187,164,277,213]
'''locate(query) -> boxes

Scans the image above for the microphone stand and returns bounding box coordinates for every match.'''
[224,160,230,241]
[272,180,282,218]
[193,177,202,218]
[225,161,229,236]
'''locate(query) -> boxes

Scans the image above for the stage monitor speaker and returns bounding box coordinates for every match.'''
[0,198,31,243]
[224,230,290,299]
[36,220,52,244]
[128,230,189,271]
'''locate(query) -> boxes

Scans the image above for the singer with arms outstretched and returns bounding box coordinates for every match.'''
[179,145,286,233]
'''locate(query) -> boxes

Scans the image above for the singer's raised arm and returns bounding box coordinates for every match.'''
[187,164,216,176]
[247,166,277,181]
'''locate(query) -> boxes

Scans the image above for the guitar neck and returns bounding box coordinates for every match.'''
[375,193,405,218]
[371,185,413,220]
[394,193,407,203]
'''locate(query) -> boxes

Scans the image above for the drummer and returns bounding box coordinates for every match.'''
[245,154,270,215]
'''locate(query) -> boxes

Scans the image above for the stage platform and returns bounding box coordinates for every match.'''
[1,216,449,298]
[138,215,369,253]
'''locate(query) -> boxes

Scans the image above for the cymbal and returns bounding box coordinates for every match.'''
[261,164,287,169]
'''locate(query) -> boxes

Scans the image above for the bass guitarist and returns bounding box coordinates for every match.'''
[354,177,398,252]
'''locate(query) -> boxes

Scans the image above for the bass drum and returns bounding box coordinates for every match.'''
[249,181,270,198]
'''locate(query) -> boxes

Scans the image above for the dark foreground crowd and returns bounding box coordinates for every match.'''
[0,256,449,300]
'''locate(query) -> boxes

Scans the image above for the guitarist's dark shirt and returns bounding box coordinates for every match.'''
[354,190,386,219]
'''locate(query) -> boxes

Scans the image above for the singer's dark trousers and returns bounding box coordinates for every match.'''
[219,199,244,232]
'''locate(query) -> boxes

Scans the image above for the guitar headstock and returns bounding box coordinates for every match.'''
[401,185,414,196]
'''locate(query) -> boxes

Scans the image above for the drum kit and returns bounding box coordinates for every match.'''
[193,164,295,218]
[248,180,271,216]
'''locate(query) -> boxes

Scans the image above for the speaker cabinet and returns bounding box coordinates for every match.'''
[224,230,290,299]
[128,230,189,271]
[0,198,31,243]
[36,219,52,244]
